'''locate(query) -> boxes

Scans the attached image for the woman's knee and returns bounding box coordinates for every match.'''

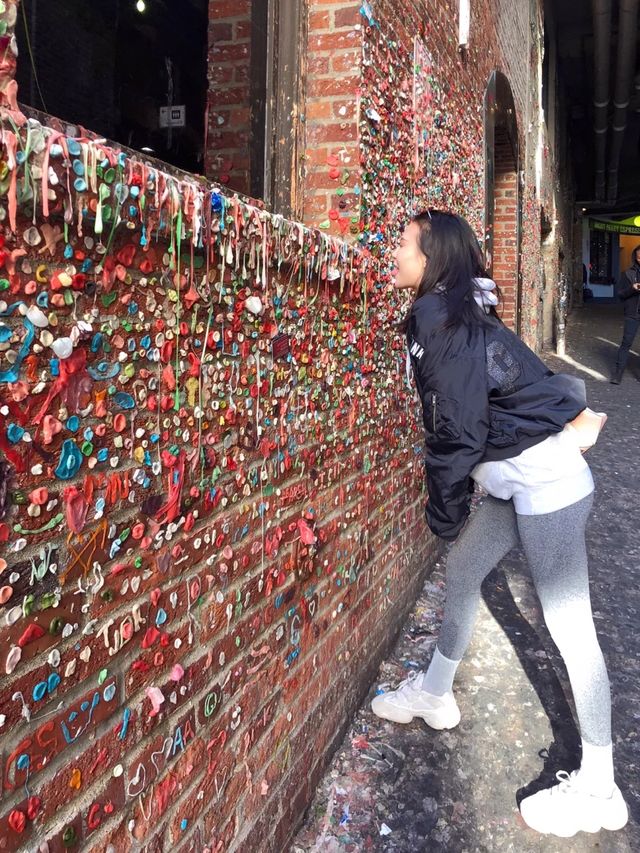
[542,604,600,656]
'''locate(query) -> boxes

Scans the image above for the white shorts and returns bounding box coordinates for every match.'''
[471,426,595,515]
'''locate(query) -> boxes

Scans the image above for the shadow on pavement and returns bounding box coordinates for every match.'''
[480,568,582,806]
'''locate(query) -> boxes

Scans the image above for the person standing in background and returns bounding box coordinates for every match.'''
[611,245,640,384]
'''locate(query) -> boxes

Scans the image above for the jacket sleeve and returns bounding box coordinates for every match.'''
[412,325,490,542]
[617,271,637,300]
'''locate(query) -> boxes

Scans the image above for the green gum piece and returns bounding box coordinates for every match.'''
[39,592,58,610]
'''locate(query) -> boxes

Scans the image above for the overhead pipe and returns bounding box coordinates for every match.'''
[607,0,639,203]
[592,0,612,202]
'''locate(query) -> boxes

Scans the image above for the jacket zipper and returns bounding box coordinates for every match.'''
[431,392,437,432]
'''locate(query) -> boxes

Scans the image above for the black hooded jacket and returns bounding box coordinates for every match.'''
[616,262,640,318]
[407,292,587,541]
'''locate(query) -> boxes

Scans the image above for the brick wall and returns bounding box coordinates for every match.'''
[205,0,570,352]
[495,0,530,124]
[493,136,519,330]
[501,0,548,351]
[302,0,569,349]
[303,0,495,244]
[206,0,253,194]
[301,1,361,237]
[493,170,520,330]
[203,0,569,347]
[0,108,437,852]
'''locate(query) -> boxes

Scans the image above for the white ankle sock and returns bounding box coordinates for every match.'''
[577,740,615,797]
[420,647,461,696]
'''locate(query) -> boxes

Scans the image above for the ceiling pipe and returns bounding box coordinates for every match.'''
[592,0,612,202]
[607,0,639,203]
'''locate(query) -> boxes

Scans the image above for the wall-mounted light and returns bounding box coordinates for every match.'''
[136,0,147,12]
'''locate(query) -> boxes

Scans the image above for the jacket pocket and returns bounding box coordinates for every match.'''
[426,393,461,441]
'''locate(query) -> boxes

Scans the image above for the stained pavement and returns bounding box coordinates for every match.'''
[292,303,640,853]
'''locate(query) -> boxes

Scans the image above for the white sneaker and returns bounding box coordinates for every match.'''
[371,671,461,730]
[520,770,629,837]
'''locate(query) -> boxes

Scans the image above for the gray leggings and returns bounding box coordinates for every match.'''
[438,493,611,746]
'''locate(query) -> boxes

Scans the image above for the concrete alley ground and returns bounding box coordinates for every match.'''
[293,303,640,853]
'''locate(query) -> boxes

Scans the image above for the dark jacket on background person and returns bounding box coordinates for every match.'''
[616,262,640,318]
[407,292,587,541]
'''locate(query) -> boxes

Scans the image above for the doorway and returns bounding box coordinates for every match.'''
[484,71,521,333]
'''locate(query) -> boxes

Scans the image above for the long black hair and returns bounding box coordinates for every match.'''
[401,209,500,330]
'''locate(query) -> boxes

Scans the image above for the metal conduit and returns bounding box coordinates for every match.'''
[592,0,612,201]
[607,0,639,203]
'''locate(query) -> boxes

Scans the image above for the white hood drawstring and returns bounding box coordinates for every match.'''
[473,277,499,313]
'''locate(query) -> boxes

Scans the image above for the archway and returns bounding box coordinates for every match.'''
[484,71,521,333]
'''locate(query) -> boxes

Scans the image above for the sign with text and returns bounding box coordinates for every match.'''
[159,106,186,128]
[590,218,640,235]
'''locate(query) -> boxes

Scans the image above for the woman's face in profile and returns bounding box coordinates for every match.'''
[393,222,426,291]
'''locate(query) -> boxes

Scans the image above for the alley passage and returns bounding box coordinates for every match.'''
[294,303,640,853]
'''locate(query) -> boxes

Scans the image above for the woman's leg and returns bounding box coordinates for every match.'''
[614,316,640,377]
[422,496,520,695]
[372,496,519,727]
[516,494,613,791]
[517,494,627,835]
